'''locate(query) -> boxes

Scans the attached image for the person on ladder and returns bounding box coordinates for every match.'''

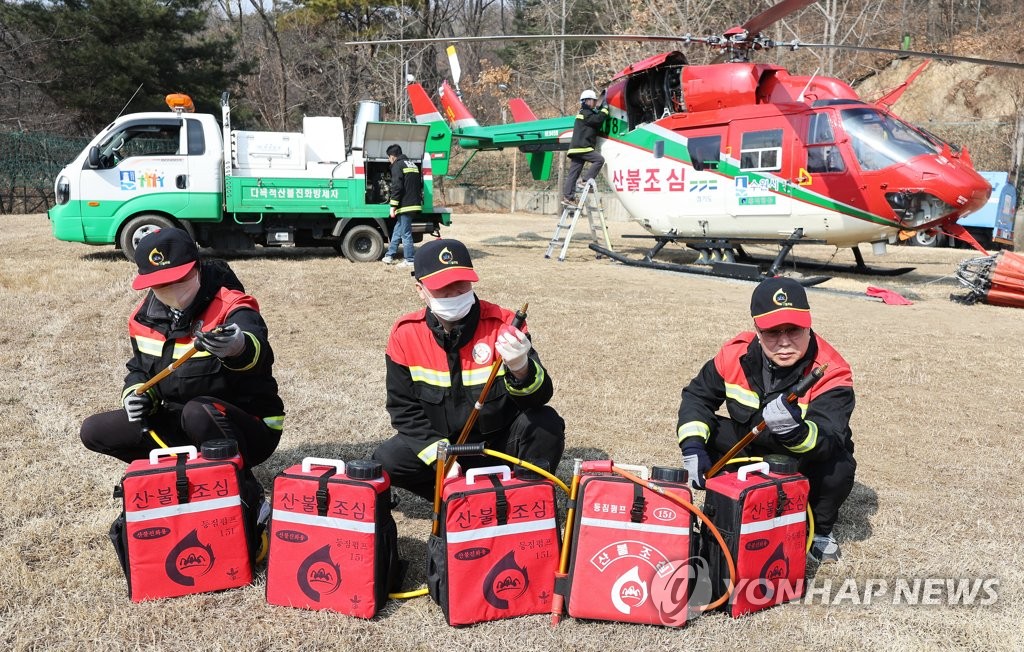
[562,89,609,209]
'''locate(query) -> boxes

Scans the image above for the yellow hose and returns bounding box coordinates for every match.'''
[806,504,815,554]
[389,587,429,599]
[481,449,571,495]
[147,429,169,449]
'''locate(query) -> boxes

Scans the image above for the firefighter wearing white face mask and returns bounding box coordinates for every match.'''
[372,239,565,500]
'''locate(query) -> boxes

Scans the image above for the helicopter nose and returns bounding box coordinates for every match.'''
[913,157,991,216]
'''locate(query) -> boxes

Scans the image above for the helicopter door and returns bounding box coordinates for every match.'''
[730,128,791,218]
[805,112,846,175]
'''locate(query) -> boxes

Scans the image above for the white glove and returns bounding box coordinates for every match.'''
[195,323,246,359]
[123,388,153,422]
[495,326,532,373]
[762,395,803,435]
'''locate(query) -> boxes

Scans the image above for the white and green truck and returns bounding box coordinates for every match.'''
[48,92,453,260]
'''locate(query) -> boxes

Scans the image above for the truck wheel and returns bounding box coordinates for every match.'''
[119,214,179,260]
[911,230,945,248]
[340,225,385,262]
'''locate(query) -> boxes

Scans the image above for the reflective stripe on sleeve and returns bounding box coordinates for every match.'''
[785,420,819,454]
[506,362,544,396]
[677,421,711,444]
[222,332,260,371]
[417,438,450,465]
[263,415,285,431]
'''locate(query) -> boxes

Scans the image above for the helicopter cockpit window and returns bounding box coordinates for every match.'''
[740,129,783,171]
[806,113,845,173]
[686,135,721,171]
[841,108,938,171]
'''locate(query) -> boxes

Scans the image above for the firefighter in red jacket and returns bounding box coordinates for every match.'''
[372,238,565,499]
[676,277,856,563]
[80,228,285,470]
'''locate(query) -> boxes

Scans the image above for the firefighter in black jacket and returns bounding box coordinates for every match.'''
[562,89,609,207]
[676,277,856,563]
[382,143,423,267]
[80,228,285,470]
[372,238,565,499]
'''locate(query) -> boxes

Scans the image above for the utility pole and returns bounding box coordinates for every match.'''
[558,0,567,211]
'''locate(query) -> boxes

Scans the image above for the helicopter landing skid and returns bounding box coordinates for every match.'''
[733,246,916,277]
[588,243,831,287]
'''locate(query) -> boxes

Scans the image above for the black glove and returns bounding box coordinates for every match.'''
[682,440,711,489]
[123,386,154,422]
[194,323,246,359]
[762,395,806,446]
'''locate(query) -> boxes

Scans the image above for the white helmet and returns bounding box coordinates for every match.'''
[579,89,598,101]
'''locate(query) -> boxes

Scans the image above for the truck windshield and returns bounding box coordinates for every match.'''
[840,108,938,171]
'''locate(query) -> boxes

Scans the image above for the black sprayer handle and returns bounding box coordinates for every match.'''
[510,303,528,331]
[446,442,486,457]
[790,363,829,401]
[708,363,829,480]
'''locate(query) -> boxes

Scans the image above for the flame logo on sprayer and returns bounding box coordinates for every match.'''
[753,542,790,601]
[483,551,529,609]
[165,529,215,586]
[611,566,649,614]
[298,544,343,601]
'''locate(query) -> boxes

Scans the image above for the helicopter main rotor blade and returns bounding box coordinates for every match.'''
[346,34,688,47]
[740,0,818,38]
[345,32,1024,71]
[795,42,1024,70]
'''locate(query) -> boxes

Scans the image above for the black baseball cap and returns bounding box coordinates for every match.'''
[132,228,199,290]
[413,238,479,291]
[750,277,812,330]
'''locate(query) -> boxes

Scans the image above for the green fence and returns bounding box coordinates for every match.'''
[0,131,90,214]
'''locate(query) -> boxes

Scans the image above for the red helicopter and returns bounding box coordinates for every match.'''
[351,0,1024,280]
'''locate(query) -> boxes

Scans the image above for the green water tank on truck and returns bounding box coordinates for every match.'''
[48,92,450,260]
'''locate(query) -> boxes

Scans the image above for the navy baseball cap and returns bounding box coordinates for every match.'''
[750,277,812,330]
[132,228,199,290]
[413,239,479,290]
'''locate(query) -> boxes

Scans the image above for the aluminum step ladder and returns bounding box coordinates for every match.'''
[544,179,612,261]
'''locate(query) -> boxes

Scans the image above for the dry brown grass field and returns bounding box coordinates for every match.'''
[2,212,1022,651]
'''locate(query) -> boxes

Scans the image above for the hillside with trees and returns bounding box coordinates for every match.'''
[1,0,1021,210]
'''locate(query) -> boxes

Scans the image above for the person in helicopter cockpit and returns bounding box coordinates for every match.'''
[674,277,857,564]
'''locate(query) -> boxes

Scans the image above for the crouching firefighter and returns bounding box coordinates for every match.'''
[675,277,856,563]
[372,238,565,499]
[80,227,285,472]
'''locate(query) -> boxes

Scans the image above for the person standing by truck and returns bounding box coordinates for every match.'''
[79,228,285,470]
[382,144,423,267]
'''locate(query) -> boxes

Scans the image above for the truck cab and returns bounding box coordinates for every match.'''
[49,93,450,260]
